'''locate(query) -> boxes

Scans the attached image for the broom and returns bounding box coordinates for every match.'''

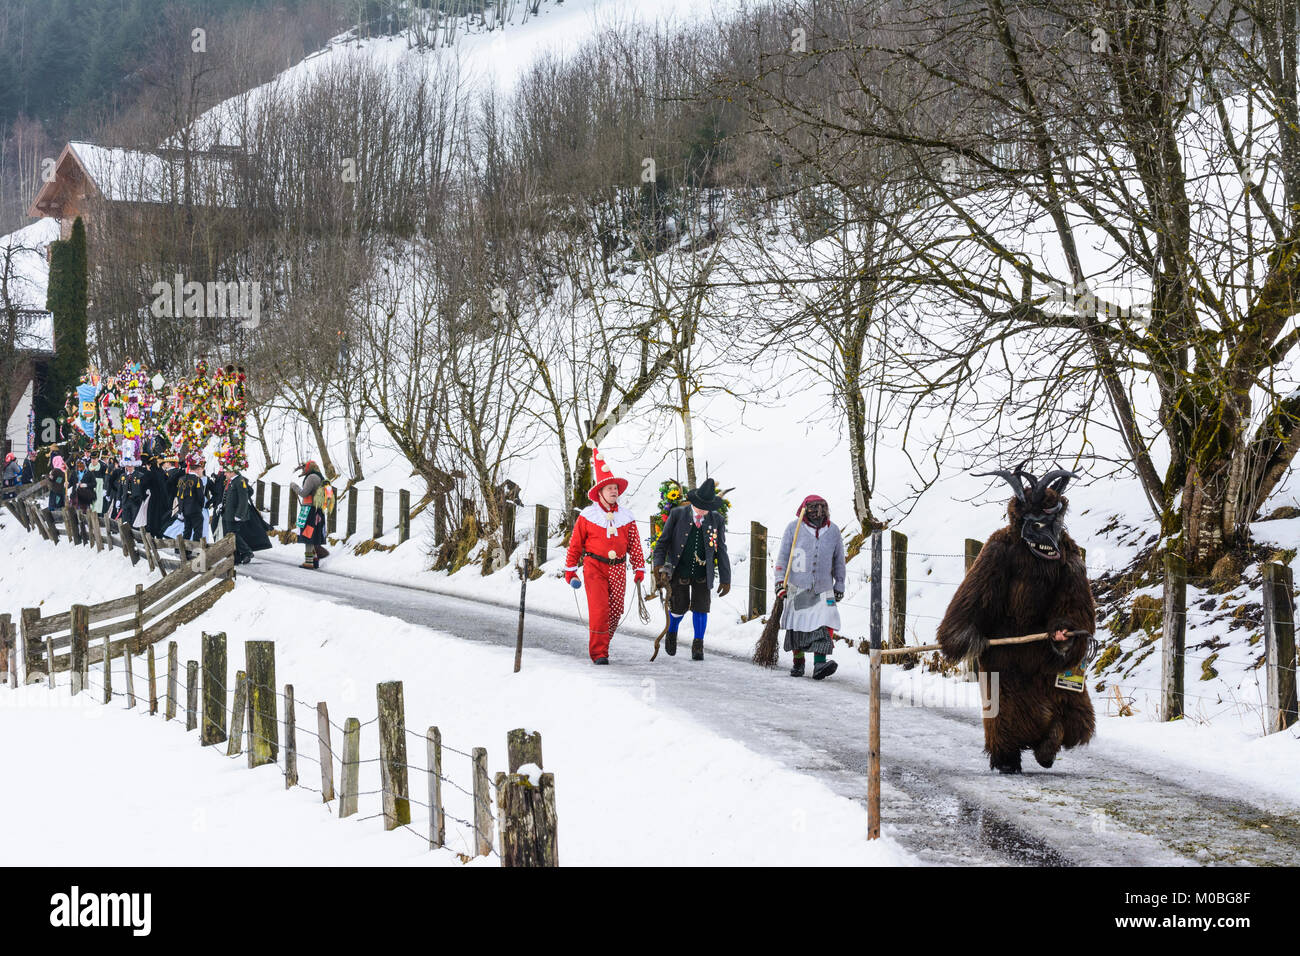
[752,506,806,667]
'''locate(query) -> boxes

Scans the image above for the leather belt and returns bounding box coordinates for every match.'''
[583,551,626,565]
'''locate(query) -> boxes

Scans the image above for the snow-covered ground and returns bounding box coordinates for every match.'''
[0,516,915,866]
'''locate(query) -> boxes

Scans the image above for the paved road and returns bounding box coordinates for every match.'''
[241,554,1300,865]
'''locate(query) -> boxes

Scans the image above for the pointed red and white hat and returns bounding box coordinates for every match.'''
[587,446,629,502]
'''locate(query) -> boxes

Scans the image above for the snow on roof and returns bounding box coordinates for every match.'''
[66,141,238,207]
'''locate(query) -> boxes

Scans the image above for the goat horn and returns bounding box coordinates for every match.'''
[973,469,1028,503]
[1033,469,1077,498]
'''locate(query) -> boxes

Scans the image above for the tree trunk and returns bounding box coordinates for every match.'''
[846,386,874,530]
[679,374,697,489]
[1180,457,1247,576]
[301,405,337,480]
[346,413,365,482]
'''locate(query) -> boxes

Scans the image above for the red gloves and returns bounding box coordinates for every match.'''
[634,569,645,583]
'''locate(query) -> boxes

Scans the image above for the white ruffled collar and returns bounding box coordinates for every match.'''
[581,502,637,530]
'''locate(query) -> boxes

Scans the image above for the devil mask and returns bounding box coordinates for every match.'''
[974,463,1077,561]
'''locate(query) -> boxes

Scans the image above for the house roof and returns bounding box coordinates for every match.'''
[27,141,239,219]
[0,219,58,354]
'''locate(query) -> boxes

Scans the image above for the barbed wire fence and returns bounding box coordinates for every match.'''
[7,626,557,867]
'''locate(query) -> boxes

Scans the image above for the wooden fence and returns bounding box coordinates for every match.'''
[18,534,238,685]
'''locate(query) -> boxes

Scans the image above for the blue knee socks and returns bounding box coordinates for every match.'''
[668,612,684,634]
[692,611,707,641]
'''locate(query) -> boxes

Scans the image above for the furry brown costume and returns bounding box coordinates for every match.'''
[936,466,1096,773]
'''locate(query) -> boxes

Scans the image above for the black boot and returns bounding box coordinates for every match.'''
[665,630,677,656]
[789,657,805,677]
[691,638,704,661]
[593,657,609,665]
[812,659,838,680]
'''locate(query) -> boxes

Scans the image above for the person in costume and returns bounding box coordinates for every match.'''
[116,458,147,527]
[651,478,731,661]
[773,495,846,680]
[47,455,67,515]
[290,460,330,569]
[174,456,207,542]
[563,447,646,664]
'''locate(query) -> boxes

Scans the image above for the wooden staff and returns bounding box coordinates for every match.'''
[876,628,1092,659]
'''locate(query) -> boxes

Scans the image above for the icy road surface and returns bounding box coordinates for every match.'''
[240,555,1300,866]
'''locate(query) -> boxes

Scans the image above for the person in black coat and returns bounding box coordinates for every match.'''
[102,463,123,517]
[649,478,732,661]
[221,462,270,563]
[117,460,147,526]
[206,464,226,532]
[174,457,206,542]
[47,456,67,514]
[20,453,34,485]
[142,455,171,536]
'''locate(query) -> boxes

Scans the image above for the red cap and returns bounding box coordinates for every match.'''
[587,446,629,502]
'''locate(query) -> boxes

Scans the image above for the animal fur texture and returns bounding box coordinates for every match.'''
[936,485,1096,773]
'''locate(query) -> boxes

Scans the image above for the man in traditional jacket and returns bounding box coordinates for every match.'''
[651,478,731,661]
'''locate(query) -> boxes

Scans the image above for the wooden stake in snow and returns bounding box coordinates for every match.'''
[339,717,360,818]
[227,670,248,757]
[867,531,882,841]
[514,555,532,672]
[376,681,410,829]
[317,702,335,802]
[70,604,88,696]
[1161,549,1186,722]
[245,641,278,767]
[124,648,135,708]
[201,633,227,745]
[186,661,198,731]
[284,685,298,789]
[472,747,494,857]
[498,770,559,868]
[165,641,178,720]
[507,728,542,773]
[1264,562,1298,733]
[147,645,157,715]
[427,726,444,849]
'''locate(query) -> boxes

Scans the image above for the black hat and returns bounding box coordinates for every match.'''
[686,478,724,511]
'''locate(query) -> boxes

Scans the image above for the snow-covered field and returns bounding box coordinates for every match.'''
[0,517,915,866]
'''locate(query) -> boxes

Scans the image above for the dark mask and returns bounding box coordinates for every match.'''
[973,464,1076,561]
[805,502,828,527]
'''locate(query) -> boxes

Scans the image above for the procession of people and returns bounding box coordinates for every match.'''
[9,432,847,676]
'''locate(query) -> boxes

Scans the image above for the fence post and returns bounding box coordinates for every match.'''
[147,644,158,715]
[340,717,360,818]
[0,613,11,688]
[964,538,983,572]
[133,584,144,653]
[958,539,984,682]
[317,702,335,802]
[533,505,549,567]
[102,637,112,705]
[141,531,156,573]
[284,685,298,789]
[245,641,278,767]
[506,728,542,772]
[868,531,883,840]
[346,488,358,539]
[165,640,178,720]
[472,746,494,857]
[427,726,444,849]
[288,486,299,528]
[227,671,247,757]
[373,486,384,539]
[255,479,265,512]
[327,486,338,535]
[186,661,198,731]
[501,501,515,555]
[20,607,41,684]
[269,484,280,528]
[376,681,411,829]
[889,530,908,649]
[1161,548,1187,721]
[69,604,89,696]
[124,525,139,566]
[749,521,767,620]
[1263,562,1298,733]
[124,648,135,708]
[201,632,227,745]
[498,770,559,867]
[89,510,103,551]
[399,489,410,544]
[45,637,54,690]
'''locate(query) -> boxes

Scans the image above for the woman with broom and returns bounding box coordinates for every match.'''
[772,495,846,679]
